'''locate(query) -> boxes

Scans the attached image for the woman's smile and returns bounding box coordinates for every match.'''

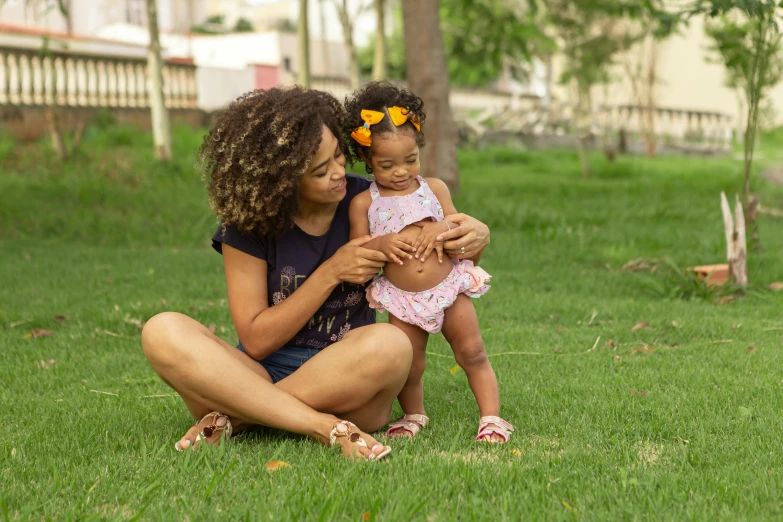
[332,177,347,191]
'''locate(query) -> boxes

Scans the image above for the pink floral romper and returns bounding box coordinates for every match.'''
[366,176,491,334]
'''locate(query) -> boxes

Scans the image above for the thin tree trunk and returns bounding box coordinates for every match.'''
[720,192,748,288]
[570,77,590,178]
[45,106,67,160]
[319,0,330,73]
[298,0,311,87]
[334,0,359,88]
[372,0,386,80]
[43,53,67,160]
[401,0,459,189]
[146,0,172,160]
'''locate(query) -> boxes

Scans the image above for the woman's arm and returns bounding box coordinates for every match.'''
[426,178,490,264]
[224,238,388,360]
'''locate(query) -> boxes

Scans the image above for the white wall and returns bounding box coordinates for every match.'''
[197,65,256,110]
[190,32,281,68]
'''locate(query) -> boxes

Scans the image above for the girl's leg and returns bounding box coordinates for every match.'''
[141,312,409,457]
[385,316,429,418]
[441,295,502,437]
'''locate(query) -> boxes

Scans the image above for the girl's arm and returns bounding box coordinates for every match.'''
[349,191,414,265]
[224,238,387,360]
[425,177,489,264]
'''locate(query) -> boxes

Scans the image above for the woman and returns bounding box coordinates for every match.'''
[141,87,491,460]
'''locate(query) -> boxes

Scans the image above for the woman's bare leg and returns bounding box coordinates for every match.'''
[274,323,415,432]
[141,312,396,458]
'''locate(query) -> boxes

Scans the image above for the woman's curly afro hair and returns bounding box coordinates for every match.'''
[343,81,425,173]
[200,86,345,236]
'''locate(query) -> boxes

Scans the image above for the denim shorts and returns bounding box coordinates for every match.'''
[236,342,320,383]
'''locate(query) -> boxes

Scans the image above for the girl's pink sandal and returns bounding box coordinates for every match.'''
[476,416,514,443]
[386,414,430,438]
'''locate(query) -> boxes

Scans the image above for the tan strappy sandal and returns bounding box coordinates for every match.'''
[476,416,514,443]
[330,420,392,460]
[386,414,430,438]
[175,411,233,451]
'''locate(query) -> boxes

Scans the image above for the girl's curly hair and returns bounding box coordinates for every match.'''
[343,81,425,173]
[199,86,345,236]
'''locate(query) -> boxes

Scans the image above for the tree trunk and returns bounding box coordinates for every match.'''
[318,0,330,73]
[45,106,67,160]
[146,0,172,160]
[42,53,67,160]
[401,0,459,189]
[334,0,360,88]
[372,0,386,80]
[720,192,748,288]
[543,53,553,121]
[298,0,311,87]
[570,77,590,178]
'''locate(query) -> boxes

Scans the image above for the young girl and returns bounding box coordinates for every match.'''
[346,82,513,443]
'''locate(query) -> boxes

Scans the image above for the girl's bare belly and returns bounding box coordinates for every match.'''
[382,225,453,293]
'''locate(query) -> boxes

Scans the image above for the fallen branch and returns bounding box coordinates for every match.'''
[489,351,542,356]
[8,319,31,328]
[96,328,132,338]
[89,389,119,397]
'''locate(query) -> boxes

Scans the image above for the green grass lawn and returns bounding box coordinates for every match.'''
[2,125,783,521]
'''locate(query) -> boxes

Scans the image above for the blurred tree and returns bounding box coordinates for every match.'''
[146,0,172,160]
[546,0,635,178]
[299,0,311,86]
[702,2,783,226]
[332,0,370,88]
[616,0,679,157]
[358,5,406,79]
[372,0,387,80]
[0,0,82,159]
[401,0,458,188]
[233,17,254,32]
[441,0,550,87]
[360,0,551,87]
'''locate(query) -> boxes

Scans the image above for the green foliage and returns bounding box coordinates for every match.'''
[548,0,632,89]
[705,14,783,103]
[191,13,255,34]
[275,18,298,33]
[700,0,783,210]
[440,0,553,87]
[233,17,255,33]
[359,0,552,87]
[358,7,408,80]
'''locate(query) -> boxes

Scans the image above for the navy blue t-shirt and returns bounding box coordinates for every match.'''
[212,174,376,350]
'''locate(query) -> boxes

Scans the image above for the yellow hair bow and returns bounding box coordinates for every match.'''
[350,109,385,147]
[388,106,421,132]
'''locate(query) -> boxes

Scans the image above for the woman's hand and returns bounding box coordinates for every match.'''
[326,236,389,284]
[413,221,449,263]
[435,214,490,260]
